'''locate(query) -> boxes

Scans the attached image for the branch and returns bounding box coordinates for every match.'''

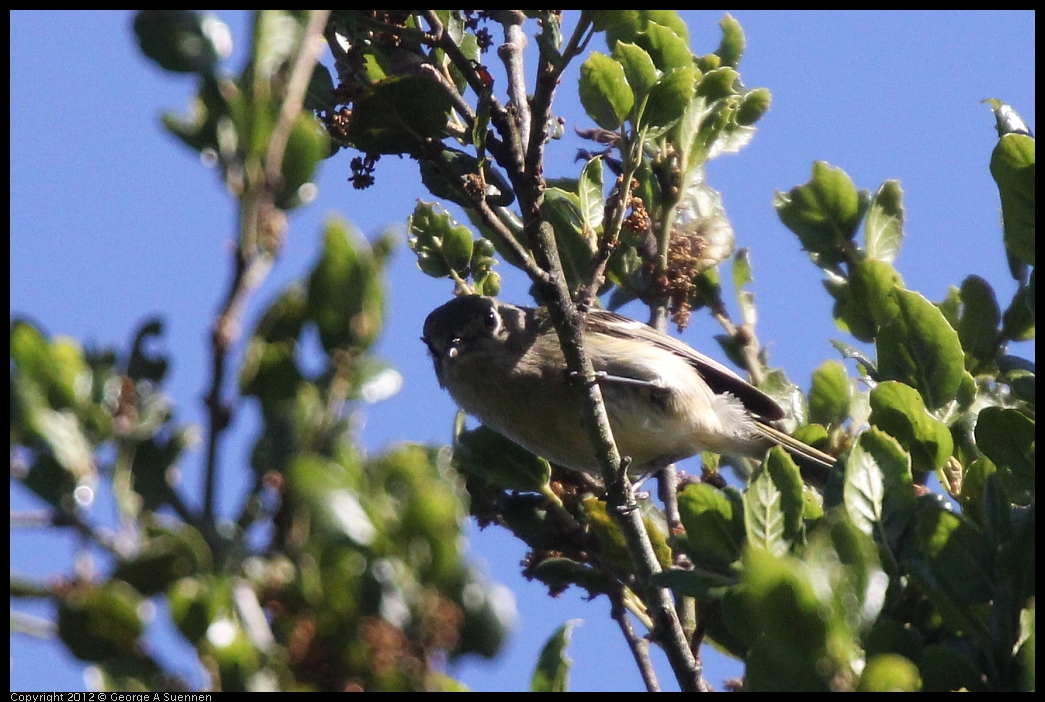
[492,11,531,148]
[611,585,661,692]
[14,508,121,554]
[203,10,329,523]
[528,222,704,692]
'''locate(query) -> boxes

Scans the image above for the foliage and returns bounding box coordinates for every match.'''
[11,11,509,692]
[11,9,1034,693]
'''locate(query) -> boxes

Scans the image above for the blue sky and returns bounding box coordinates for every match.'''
[11,10,1035,692]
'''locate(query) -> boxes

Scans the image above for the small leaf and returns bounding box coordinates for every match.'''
[578,52,634,130]
[276,113,329,209]
[843,439,886,537]
[127,318,169,383]
[988,110,1034,266]
[611,42,658,102]
[831,259,904,342]
[408,202,476,278]
[303,63,336,112]
[864,180,905,263]
[541,188,594,290]
[876,289,965,410]
[531,622,576,692]
[736,87,771,126]
[636,20,692,72]
[909,503,992,618]
[349,74,453,155]
[956,275,1001,370]
[869,381,954,477]
[453,425,551,493]
[694,67,739,102]
[134,10,219,74]
[763,448,805,544]
[775,161,867,255]
[306,217,385,352]
[809,360,851,427]
[577,157,605,232]
[642,67,697,130]
[975,407,1034,505]
[744,467,787,556]
[715,13,745,68]
[858,654,922,691]
[1001,283,1035,341]
[677,483,744,568]
[58,582,144,662]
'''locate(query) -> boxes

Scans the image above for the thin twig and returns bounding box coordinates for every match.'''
[264,10,332,186]
[611,586,661,692]
[16,508,122,554]
[203,11,329,523]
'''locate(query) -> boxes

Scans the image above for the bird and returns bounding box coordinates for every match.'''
[422,295,835,487]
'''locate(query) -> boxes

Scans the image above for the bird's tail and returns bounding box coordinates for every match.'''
[755,421,836,489]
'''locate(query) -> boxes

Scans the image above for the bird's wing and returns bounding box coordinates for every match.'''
[585,309,785,421]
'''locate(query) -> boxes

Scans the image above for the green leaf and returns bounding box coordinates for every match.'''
[1001,283,1036,341]
[57,581,144,662]
[763,448,805,544]
[694,66,739,102]
[306,217,385,352]
[275,113,330,209]
[408,202,476,279]
[349,74,453,155]
[642,67,697,130]
[453,425,551,493]
[127,318,170,383]
[23,452,77,509]
[303,63,335,112]
[419,147,515,209]
[636,20,692,72]
[875,289,965,410]
[652,567,738,600]
[577,157,605,233]
[736,87,771,126]
[11,320,88,410]
[908,504,992,629]
[677,483,744,568]
[858,654,922,691]
[611,42,658,103]
[113,524,211,596]
[998,354,1035,404]
[745,466,787,556]
[843,438,886,538]
[919,642,989,692]
[775,162,868,255]
[715,13,745,68]
[989,126,1035,266]
[959,456,996,528]
[851,427,916,544]
[864,179,905,262]
[578,52,634,130]
[809,360,851,426]
[737,548,831,691]
[732,248,755,326]
[531,622,576,692]
[590,10,641,35]
[956,275,1001,370]
[831,259,904,342]
[974,407,1034,505]
[869,381,954,476]
[541,188,594,290]
[134,10,220,74]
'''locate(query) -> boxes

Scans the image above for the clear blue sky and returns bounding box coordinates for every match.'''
[11,10,1035,692]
